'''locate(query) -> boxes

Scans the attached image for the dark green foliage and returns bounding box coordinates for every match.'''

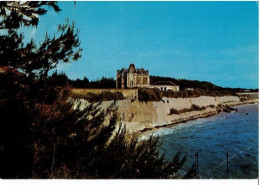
[191,104,206,111]
[138,87,237,102]
[31,102,120,178]
[173,88,236,98]
[89,77,116,88]
[151,76,238,96]
[49,71,69,87]
[150,75,219,90]
[70,76,116,88]
[169,104,206,115]
[71,91,124,102]
[0,1,61,29]
[98,129,188,179]
[170,88,236,98]
[0,3,81,78]
[138,88,163,102]
[169,108,179,115]
[71,77,90,88]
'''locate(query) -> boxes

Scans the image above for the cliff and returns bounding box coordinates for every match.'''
[74,96,257,134]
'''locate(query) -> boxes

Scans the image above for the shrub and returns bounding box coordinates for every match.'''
[169,104,206,115]
[138,88,162,102]
[71,91,124,102]
[190,104,205,111]
[162,88,236,99]
[169,108,179,115]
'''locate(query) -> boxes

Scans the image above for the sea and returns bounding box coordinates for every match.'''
[151,103,258,179]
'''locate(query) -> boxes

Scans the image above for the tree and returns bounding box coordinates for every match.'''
[0,1,81,178]
[0,1,195,179]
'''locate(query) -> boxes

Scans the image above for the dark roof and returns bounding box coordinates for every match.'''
[117,68,127,74]
[117,64,149,75]
[128,64,136,70]
[152,81,178,86]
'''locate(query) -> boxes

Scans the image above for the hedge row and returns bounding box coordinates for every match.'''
[138,88,236,102]
[71,91,124,102]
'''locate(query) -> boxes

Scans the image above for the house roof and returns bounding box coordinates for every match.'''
[117,64,149,75]
[152,81,178,86]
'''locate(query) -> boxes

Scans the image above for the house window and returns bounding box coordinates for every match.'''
[164,87,167,91]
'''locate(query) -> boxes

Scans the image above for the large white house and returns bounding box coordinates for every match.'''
[148,81,179,92]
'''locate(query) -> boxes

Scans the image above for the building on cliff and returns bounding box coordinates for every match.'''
[149,81,179,92]
[116,64,179,92]
[116,64,150,89]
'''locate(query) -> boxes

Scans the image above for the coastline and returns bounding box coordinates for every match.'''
[74,96,258,137]
[152,102,259,179]
[120,98,258,137]
[135,99,258,137]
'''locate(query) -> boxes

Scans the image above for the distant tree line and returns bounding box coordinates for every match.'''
[51,73,257,93]
[150,76,258,93]
[72,91,124,102]
[50,72,249,103]
[49,71,116,88]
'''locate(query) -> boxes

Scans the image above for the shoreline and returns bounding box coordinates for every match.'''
[74,95,258,137]
[131,99,258,136]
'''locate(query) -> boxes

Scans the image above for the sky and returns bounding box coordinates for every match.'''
[23,1,258,89]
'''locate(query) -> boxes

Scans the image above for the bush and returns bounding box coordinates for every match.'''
[169,108,179,115]
[190,104,205,111]
[138,88,163,102]
[71,91,125,102]
[139,87,236,102]
[169,104,206,115]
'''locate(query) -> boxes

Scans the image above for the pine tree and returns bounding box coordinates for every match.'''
[0,1,195,179]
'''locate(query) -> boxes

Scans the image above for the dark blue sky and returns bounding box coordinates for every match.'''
[26,1,258,88]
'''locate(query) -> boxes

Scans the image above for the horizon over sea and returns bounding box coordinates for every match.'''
[152,103,258,179]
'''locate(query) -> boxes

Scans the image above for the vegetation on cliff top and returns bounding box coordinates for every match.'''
[138,87,236,102]
[64,74,258,93]
[71,91,124,102]
[150,76,258,92]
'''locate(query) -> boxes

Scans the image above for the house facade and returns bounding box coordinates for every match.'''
[116,64,150,89]
[149,81,179,92]
[116,64,179,92]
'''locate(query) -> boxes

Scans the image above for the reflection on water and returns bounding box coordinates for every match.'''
[152,104,258,179]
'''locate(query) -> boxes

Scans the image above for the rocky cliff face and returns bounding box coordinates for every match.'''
[74,96,241,133]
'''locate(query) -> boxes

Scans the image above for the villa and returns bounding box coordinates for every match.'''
[116,64,179,92]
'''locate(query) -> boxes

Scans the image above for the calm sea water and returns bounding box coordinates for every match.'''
[152,103,258,179]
